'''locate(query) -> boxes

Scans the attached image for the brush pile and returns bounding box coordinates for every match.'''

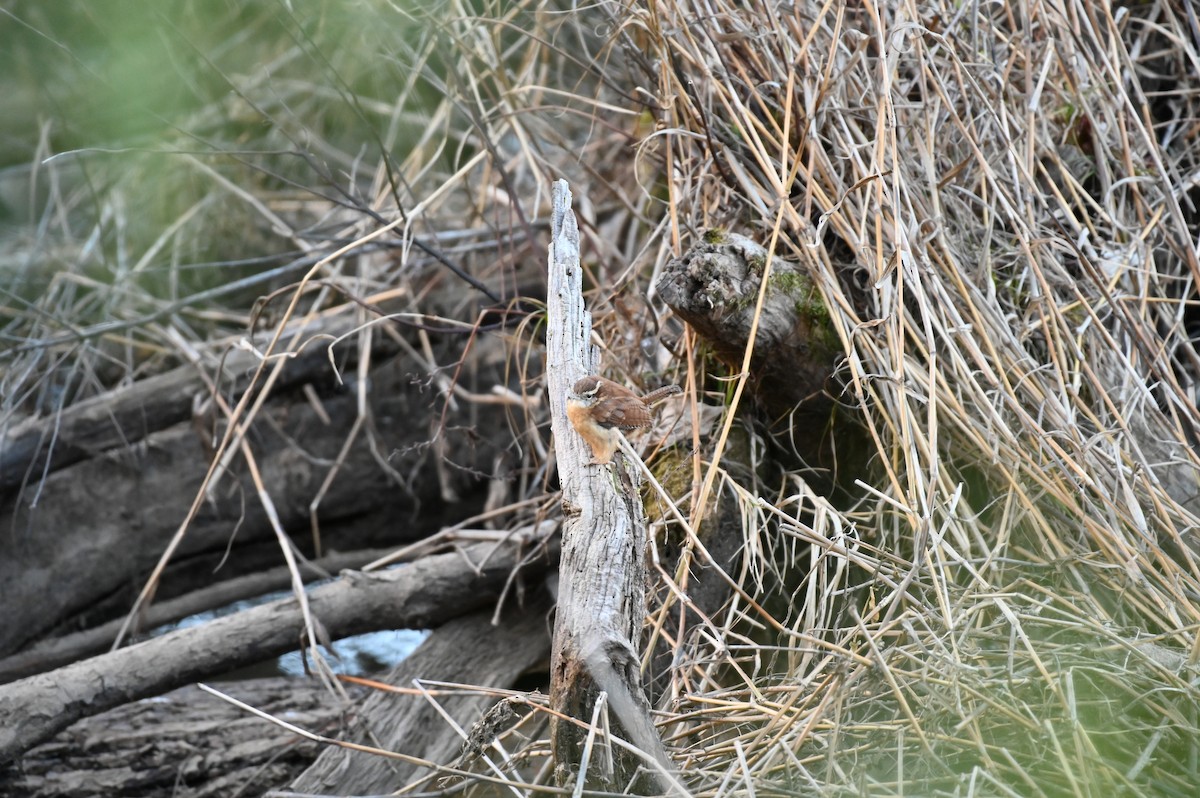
[4,0,1200,795]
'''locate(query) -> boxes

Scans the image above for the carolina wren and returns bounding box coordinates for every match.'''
[566,376,681,465]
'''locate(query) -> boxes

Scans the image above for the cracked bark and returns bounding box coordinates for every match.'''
[544,181,675,794]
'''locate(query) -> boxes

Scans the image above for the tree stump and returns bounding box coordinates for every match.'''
[544,181,676,794]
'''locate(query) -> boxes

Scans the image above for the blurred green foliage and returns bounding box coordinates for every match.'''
[0,0,440,166]
[0,0,447,333]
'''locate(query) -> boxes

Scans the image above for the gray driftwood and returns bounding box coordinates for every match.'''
[0,678,352,798]
[0,315,383,492]
[0,546,402,685]
[0,535,556,765]
[0,339,514,659]
[545,180,674,793]
[284,596,553,795]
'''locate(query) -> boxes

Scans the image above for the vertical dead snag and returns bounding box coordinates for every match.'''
[544,181,678,794]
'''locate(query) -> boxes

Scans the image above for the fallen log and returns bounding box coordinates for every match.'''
[0,314,387,494]
[0,546,402,684]
[0,343,514,658]
[0,532,558,765]
[0,678,353,798]
[284,596,553,795]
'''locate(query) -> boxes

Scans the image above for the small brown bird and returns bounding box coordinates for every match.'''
[566,375,681,465]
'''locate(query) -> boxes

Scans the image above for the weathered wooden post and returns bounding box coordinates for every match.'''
[544,180,680,795]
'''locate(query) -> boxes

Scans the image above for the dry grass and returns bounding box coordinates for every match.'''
[5,0,1200,795]
[617,1,1200,795]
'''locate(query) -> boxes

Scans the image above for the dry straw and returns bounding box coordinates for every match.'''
[5,0,1200,795]
[608,1,1200,795]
